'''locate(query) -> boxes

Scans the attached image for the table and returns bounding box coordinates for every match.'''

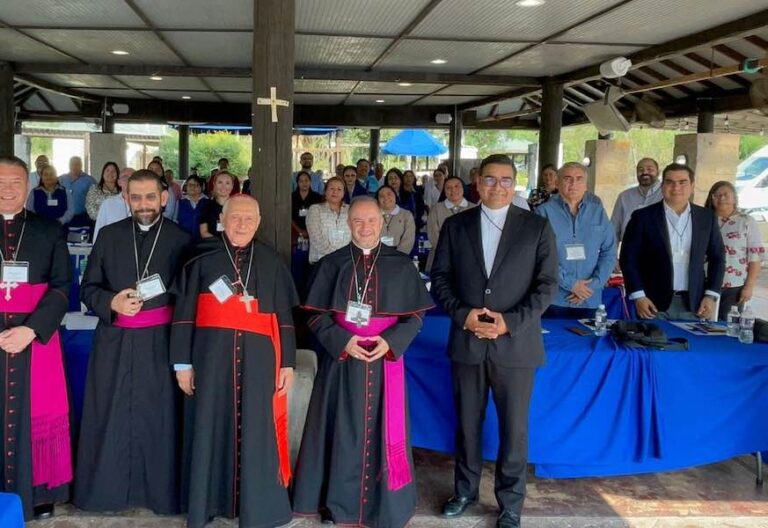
[406,316,768,478]
[0,493,24,527]
[67,244,92,312]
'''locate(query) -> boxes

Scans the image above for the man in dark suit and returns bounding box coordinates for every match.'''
[431,154,558,528]
[620,163,725,320]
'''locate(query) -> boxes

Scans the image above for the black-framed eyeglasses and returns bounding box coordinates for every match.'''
[482,176,515,189]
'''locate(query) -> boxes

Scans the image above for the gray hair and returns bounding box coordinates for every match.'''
[557,162,588,179]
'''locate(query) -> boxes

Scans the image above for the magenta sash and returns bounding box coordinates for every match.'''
[334,313,412,491]
[0,283,72,489]
[114,305,174,329]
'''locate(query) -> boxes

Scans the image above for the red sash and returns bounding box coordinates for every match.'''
[0,284,72,489]
[334,313,412,491]
[114,305,174,329]
[195,293,291,487]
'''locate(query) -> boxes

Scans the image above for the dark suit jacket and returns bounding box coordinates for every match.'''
[619,201,725,312]
[431,205,558,368]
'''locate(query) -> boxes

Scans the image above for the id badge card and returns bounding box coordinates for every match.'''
[1,261,29,283]
[329,228,346,245]
[565,243,587,261]
[216,221,224,232]
[381,235,395,246]
[47,199,58,206]
[136,273,166,301]
[209,275,236,303]
[299,207,308,218]
[673,247,689,265]
[345,301,372,328]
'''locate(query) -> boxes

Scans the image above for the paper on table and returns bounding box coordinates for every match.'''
[668,321,727,337]
[63,312,99,330]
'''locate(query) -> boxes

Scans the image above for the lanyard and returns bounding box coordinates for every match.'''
[350,244,381,304]
[223,235,254,293]
[481,208,505,233]
[132,217,164,281]
[0,211,27,262]
[666,211,690,249]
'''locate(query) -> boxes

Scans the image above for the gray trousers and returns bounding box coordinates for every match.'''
[656,294,698,321]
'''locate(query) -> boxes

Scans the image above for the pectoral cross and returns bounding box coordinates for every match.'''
[240,292,255,313]
[256,86,290,123]
[0,281,17,301]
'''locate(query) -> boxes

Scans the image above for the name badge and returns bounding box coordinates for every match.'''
[299,208,308,218]
[565,243,587,261]
[381,236,395,247]
[136,273,166,302]
[345,301,372,328]
[216,222,224,232]
[47,199,59,207]
[1,261,29,284]
[209,275,236,303]
[329,228,346,245]
[673,247,690,265]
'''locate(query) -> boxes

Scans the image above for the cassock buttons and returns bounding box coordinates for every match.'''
[485,288,491,294]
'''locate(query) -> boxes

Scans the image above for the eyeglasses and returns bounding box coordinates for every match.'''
[482,176,515,189]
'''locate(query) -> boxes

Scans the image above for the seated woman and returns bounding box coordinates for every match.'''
[306,177,350,265]
[528,163,558,209]
[177,175,208,241]
[292,170,323,244]
[706,181,765,320]
[376,185,416,255]
[199,171,236,238]
[26,164,74,225]
[85,161,121,221]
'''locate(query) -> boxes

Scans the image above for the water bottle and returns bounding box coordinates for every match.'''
[739,304,755,344]
[594,304,608,336]
[726,305,741,338]
[412,255,420,272]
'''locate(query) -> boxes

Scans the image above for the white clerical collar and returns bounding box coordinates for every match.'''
[352,241,377,255]
[384,205,401,216]
[481,203,510,220]
[2,211,22,220]
[445,198,468,210]
[663,200,690,218]
[136,215,162,232]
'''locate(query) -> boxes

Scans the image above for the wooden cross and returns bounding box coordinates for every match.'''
[256,86,290,123]
[0,281,18,301]
[240,292,255,313]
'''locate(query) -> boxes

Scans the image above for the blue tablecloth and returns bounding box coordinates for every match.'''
[0,493,24,528]
[406,316,768,478]
[61,328,94,426]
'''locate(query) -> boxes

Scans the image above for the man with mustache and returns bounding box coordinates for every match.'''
[0,157,72,521]
[74,170,191,515]
[611,158,663,242]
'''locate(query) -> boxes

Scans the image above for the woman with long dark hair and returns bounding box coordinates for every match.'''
[85,161,121,220]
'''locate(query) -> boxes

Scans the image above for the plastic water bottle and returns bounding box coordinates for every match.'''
[739,303,755,345]
[726,305,741,338]
[412,255,420,272]
[594,304,608,336]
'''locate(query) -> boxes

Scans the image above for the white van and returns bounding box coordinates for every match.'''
[737,145,768,187]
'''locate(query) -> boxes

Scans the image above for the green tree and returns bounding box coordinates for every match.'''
[159,130,252,180]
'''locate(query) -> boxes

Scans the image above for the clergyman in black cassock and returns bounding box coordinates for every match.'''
[170,195,298,528]
[293,196,433,528]
[0,157,72,521]
[74,171,190,514]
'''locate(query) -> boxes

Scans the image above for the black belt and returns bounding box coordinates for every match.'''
[673,290,689,297]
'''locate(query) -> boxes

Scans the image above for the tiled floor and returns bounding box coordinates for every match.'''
[29,450,768,527]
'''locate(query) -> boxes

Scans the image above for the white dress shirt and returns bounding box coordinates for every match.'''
[480,204,509,276]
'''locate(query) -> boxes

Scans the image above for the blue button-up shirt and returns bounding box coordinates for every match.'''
[535,192,617,308]
[59,172,96,216]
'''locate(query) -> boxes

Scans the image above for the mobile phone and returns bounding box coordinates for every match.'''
[567,326,593,337]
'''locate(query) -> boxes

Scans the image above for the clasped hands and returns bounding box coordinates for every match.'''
[464,308,508,340]
[566,279,593,306]
[0,326,36,354]
[345,335,390,362]
[111,288,143,316]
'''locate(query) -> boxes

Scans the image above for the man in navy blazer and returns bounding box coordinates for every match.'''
[619,163,725,320]
[431,154,558,528]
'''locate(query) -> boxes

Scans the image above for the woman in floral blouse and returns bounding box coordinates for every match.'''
[705,181,765,320]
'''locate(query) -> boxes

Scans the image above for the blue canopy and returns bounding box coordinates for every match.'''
[382,129,448,156]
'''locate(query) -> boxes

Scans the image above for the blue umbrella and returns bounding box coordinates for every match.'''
[382,129,448,156]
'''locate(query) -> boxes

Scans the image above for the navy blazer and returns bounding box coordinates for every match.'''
[431,205,558,367]
[619,201,725,312]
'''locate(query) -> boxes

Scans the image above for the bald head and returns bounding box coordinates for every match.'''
[222,194,261,247]
[348,196,383,249]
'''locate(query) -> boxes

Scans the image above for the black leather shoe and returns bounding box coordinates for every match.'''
[320,507,335,525]
[441,495,477,517]
[497,510,520,528]
[33,503,54,520]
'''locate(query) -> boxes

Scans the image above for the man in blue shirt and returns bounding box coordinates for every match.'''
[291,152,324,194]
[535,162,616,318]
[59,156,96,228]
[356,158,379,195]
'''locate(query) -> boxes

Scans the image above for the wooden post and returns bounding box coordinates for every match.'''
[252,0,295,261]
[448,106,463,179]
[369,128,380,165]
[538,80,563,186]
[0,62,15,158]
[178,124,190,179]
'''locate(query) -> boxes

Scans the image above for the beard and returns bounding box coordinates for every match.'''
[133,208,161,226]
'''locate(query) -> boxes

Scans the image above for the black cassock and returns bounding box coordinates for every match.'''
[0,211,70,520]
[292,243,432,528]
[170,237,298,528]
[74,217,190,513]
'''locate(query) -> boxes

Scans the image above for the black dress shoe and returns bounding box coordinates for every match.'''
[441,495,477,517]
[33,503,54,520]
[497,510,520,528]
[320,507,335,525]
